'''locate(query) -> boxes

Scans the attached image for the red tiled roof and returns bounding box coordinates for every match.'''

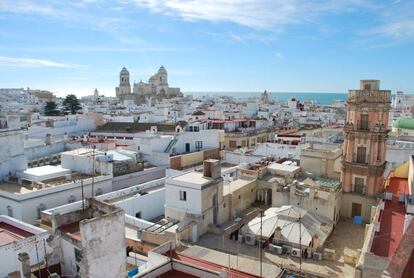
[0,222,34,246]
[370,177,408,257]
[59,221,81,241]
[386,218,414,278]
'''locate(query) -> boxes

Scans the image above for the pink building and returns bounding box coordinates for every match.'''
[341,80,391,219]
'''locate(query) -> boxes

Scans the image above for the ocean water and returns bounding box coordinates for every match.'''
[185,92,348,105]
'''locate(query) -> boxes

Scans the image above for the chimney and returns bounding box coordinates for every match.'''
[203,159,221,179]
[18,252,31,278]
[45,133,52,145]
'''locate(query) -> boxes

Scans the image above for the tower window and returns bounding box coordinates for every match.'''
[360,114,369,130]
[354,177,364,194]
[356,147,367,164]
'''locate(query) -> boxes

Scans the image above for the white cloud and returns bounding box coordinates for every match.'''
[0,56,76,68]
[130,0,375,29]
[359,1,414,42]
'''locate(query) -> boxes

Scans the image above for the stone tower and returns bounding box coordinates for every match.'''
[157,65,168,86]
[341,80,390,198]
[115,67,131,98]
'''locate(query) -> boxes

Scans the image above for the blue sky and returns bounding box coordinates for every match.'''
[0,0,413,97]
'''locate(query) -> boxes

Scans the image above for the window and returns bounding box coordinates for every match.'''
[96,188,103,196]
[354,177,364,194]
[74,248,82,263]
[68,195,76,203]
[6,205,13,217]
[360,114,369,130]
[364,83,371,90]
[135,212,142,219]
[179,190,187,201]
[195,141,203,150]
[37,204,46,218]
[356,147,367,163]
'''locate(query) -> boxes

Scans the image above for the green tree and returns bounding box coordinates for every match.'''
[44,101,59,116]
[62,94,82,114]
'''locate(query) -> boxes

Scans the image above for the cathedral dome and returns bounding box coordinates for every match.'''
[158,65,167,74]
[120,67,129,74]
[395,117,414,130]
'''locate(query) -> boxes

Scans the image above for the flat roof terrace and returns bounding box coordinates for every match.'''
[169,172,212,188]
[18,165,71,182]
[0,172,96,195]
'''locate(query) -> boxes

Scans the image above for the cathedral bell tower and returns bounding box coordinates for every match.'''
[341,80,391,220]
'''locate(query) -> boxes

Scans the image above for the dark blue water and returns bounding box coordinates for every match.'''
[185,92,348,105]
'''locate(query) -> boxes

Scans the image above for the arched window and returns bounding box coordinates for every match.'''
[6,205,13,217]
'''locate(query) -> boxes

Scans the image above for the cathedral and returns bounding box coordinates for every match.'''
[115,66,182,104]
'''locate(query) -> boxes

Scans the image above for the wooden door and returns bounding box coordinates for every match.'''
[352,203,362,217]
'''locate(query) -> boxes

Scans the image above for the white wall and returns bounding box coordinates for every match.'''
[165,183,202,215]
[0,175,113,224]
[0,129,27,179]
[113,188,165,220]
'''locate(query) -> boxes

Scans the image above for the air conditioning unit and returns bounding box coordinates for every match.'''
[313,252,322,260]
[268,244,283,255]
[244,235,256,246]
[282,245,291,255]
[268,244,277,253]
[291,248,301,257]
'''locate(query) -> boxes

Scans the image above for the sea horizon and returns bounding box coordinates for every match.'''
[185,91,347,105]
[184,91,403,105]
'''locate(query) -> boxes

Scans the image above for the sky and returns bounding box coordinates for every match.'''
[0,0,413,97]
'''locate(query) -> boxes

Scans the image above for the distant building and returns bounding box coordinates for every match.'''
[393,91,414,113]
[260,90,271,105]
[341,80,391,222]
[116,66,182,104]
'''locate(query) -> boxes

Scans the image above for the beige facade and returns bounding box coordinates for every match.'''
[300,144,342,179]
[290,178,342,223]
[225,128,276,150]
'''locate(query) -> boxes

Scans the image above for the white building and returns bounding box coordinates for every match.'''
[0,215,50,277]
[0,114,27,180]
[0,149,114,224]
[165,160,225,240]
